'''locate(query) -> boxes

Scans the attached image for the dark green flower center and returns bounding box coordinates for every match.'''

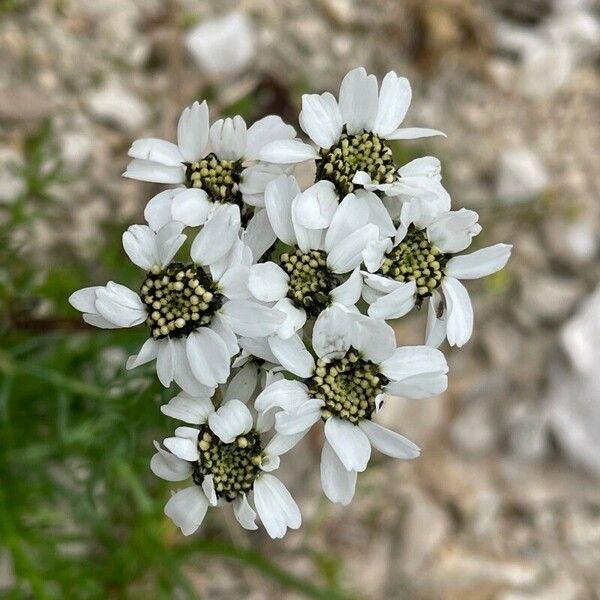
[308,350,388,424]
[185,152,243,205]
[316,130,396,196]
[140,262,223,339]
[193,425,262,502]
[378,226,448,304]
[279,248,341,317]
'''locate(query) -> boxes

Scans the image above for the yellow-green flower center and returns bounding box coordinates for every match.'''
[279,248,341,317]
[140,263,223,339]
[316,130,396,196]
[308,351,387,424]
[193,426,262,502]
[185,152,243,204]
[378,226,448,303]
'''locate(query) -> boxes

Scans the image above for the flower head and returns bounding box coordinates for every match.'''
[152,395,301,538]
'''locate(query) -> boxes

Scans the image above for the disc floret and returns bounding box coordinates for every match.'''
[192,425,263,502]
[308,350,388,425]
[279,248,341,317]
[316,130,396,196]
[141,262,223,339]
[185,152,243,205]
[378,225,448,303]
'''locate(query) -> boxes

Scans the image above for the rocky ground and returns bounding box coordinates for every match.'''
[1,1,600,598]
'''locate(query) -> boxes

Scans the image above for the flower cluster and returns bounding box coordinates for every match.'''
[70,68,511,538]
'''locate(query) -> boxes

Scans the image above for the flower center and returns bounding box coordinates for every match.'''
[185,152,243,205]
[193,425,262,502]
[316,130,396,196]
[279,248,341,317]
[378,225,448,304]
[140,262,223,339]
[308,351,387,424]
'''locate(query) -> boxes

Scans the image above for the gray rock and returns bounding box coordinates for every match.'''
[86,80,149,131]
[496,147,549,204]
[520,274,582,322]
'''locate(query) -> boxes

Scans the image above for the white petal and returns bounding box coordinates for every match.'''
[264,432,306,457]
[128,138,183,166]
[122,224,158,270]
[312,307,352,361]
[186,328,230,388]
[123,158,185,184]
[379,345,448,386]
[362,271,403,294]
[367,282,417,320]
[258,139,319,164]
[356,189,396,237]
[170,337,216,397]
[273,297,306,339]
[292,181,338,230]
[362,238,393,273]
[445,244,512,280]
[210,313,239,356]
[293,220,325,253]
[156,339,175,388]
[320,441,357,505]
[209,116,247,160]
[144,188,181,232]
[191,204,240,265]
[324,192,370,252]
[163,436,199,461]
[171,188,213,227]
[243,208,277,261]
[221,299,285,337]
[385,371,448,399]
[164,486,209,536]
[160,392,214,424]
[150,442,193,481]
[373,71,412,137]
[254,378,310,413]
[248,262,289,303]
[359,420,420,459]
[330,267,362,307]
[351,314,397,363]
[238,336,278,364]
[264,174,300,245]
[177,100,209,162]
[324,417,371,472]
[253,474,301,539]
[94,283,146,328]
[69,286,102,313]
[233,495,258,530]
[245,115,296,160]
[224,363,258,404]
[208,399,253,443]
[385,127,446,140]
[268,334,316,378]
[299,92,343,148]
[275,399,323,435]
[218,264,249,300]
[338,67,379,134]
[326,224,379,273]
[398,156,442,180]
[425,292,447,348]
[126,337,159,370]
[156,221,188,267]
[201,474,218,506]
[240,163,289,205]
[441,277,473,347]
[427,209,481,254]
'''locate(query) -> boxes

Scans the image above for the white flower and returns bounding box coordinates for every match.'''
[362,199,512,347]
[184,12,255,79]
[254,307,448,505]
[247,174,393,338]
[123,100,297,231]
[258,67,446,218]
[69,216,285,393]
[152,396,302,539]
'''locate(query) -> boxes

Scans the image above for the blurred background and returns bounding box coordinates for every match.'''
[1,1,600,598]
